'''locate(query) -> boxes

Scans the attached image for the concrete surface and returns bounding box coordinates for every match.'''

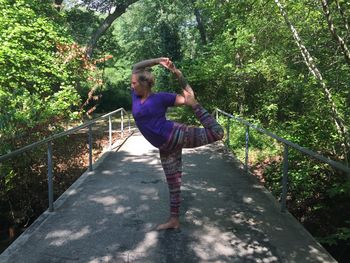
[0,131,336,263]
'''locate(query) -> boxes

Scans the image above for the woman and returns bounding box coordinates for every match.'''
[131,57,224,230]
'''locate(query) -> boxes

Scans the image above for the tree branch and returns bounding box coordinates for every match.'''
[320,0,350,66]
[190,0,207,45]
[335,0,350,37]
[85,0,139,58]
[274,0,349,158]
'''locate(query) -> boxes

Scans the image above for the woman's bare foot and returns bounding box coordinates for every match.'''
[156,217,180,230]
[183,85,198,107]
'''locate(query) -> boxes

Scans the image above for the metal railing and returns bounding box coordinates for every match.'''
[0,108,131,212]
[215,108,350,212]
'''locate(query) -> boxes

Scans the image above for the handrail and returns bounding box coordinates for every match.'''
[0,107,132,211]
[215,108,350,212]
[216,109,350,174]
[0,108,130,162]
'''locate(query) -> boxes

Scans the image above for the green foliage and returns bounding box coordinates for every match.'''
[1,0,350,258]
[219,115,282,164]
[64,7,102,45]
[0,0,84,151]
[0,0,97,231]
[318,223,350,246]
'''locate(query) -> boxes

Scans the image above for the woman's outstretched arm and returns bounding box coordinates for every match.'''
[132,58,193,105]
[132,58,166,73]
[158,59,195,106]
[158,59,188,89]
[133,57,189,89]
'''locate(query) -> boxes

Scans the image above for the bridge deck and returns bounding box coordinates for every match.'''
[0,131,335,262]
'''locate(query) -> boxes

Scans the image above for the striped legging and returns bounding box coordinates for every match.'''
[159,104,224,217]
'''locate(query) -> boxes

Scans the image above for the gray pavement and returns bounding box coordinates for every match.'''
[0,131,336,263]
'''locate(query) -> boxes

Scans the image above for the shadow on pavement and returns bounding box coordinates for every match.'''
[0,135,335,262]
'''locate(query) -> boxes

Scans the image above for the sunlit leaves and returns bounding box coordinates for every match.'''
[0,0,86,152]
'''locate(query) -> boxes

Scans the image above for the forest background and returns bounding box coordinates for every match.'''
[0,0,349,261]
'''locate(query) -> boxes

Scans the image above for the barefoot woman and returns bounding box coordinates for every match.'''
[131,58,224,230]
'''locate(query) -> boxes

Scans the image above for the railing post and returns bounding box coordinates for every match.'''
[108,115,112,150]
[128,113,131,133]
[226,117,230,147]
[47,141,54,212]
[88,124,93,171]
[245,126,249,174]
[121,110,124,138]
[215,108,218,121]
[281,144,289,212]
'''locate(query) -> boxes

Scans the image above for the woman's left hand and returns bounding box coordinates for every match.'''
[160,58,176,71]
[159,58,182,78]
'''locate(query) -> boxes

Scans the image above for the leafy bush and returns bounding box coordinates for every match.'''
[0,0,84,152]
[0,0,95,231]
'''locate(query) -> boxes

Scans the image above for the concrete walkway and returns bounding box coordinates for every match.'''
[0,131,335,263]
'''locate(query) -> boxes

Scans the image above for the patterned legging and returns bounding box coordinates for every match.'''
[159,104,224,217]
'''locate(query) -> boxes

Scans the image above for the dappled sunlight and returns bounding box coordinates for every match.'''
[135,203,151,213]
[307,245,334,262]
[114,205,131,215]
[192,225,236,260]
[214,208,226,216]
[131,231,159,254]
[243,196,254,204]
[184,183,217,193]
[229,240,279,262]
[88,256,112,263]
[89,195,127,206]
[231,211,263,228]
[184,206,282,262]
[4,133,336,262]
[65,189,78,196]
[140,194,160,201]
[182,180,213,192]
[95,218,108,225]
[46,226,90,246]
[101,170,113,175]
[185,208,204,226]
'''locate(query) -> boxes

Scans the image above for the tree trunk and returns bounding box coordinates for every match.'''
[335,0,350,36]
[86,0,139,58]
[191,0,207,45]
[274,0,349,161]
[320,0,350,66]
[54,0,64,11]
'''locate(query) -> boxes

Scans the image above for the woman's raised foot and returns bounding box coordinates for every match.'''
[183,85,198,107]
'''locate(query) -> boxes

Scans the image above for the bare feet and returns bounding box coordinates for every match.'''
[183,85,198,107]
[156,217,180,230]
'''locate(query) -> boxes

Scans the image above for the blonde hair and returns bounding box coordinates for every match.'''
[134,69,155,89]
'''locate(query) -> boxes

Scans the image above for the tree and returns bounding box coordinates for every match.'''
[274,0,349,162]
[78,0,140,57]
[0,0,96,235]
[190,0,207,45]
[0,0,84,149]
[320,0,350,66]
[54,0,64,11]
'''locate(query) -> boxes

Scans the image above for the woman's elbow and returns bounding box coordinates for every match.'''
[174,95,185,106]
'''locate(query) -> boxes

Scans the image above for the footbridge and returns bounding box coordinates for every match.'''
[0,108,344,263]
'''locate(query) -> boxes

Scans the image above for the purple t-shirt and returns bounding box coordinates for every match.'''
[131,90,176,147]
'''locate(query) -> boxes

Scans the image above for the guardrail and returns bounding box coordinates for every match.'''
[0,108,132,212]
[215,108,350,212]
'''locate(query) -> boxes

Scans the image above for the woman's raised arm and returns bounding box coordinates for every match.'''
[132,58,167,73]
